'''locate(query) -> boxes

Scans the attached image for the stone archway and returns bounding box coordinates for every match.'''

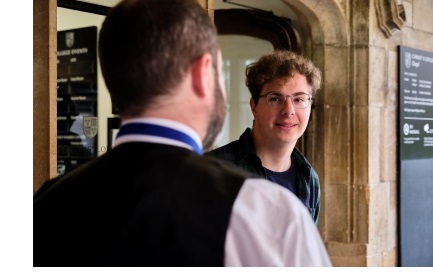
[282,0,377,266]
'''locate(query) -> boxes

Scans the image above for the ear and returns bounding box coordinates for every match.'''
[191,53,213,98]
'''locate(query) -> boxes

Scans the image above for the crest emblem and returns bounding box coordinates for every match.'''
[403,123,410,136]
[57,164,66,176]
[405,52,411,69]
[65,32,75,48]
[83,116,98,138]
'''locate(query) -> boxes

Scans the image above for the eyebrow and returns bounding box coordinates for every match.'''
[270,91,311,96]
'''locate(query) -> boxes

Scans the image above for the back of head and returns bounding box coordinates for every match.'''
[245,50,322,103]
[98,0,218,117]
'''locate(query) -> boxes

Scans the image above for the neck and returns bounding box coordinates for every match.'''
[116,117,203,154]
[121,102,207,145]
[257,148,293,172]
[253,132,295,172]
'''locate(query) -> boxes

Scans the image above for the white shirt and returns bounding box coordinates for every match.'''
[225,178,332,266]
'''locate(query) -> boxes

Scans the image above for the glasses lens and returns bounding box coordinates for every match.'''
[292,94,310,108]
[265,92,311,108]
[266,92,285,107]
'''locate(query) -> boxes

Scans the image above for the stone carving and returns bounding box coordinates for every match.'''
[374,0,406,38]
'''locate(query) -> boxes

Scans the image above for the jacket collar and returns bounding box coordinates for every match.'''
[237,127,312,172]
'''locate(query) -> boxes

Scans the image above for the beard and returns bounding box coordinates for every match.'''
[202,72,226,152]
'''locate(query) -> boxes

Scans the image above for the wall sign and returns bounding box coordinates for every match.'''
[398,45,433,266]
[57,26,98,176]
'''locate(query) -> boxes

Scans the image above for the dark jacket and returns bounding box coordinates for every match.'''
[206,128,321,224]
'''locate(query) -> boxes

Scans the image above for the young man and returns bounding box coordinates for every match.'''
[207,50,322,225]
[33,0,331,266]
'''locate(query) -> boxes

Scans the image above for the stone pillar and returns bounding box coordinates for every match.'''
[286,0,399,266]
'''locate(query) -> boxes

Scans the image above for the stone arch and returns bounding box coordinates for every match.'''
[282,0,349,47]
[281,0,353,248]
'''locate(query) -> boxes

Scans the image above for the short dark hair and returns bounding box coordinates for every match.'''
[245,50,322,103]
[98,0,219,116]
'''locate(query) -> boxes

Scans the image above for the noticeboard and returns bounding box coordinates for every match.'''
[57,26,98,176]
[398,46,433,266]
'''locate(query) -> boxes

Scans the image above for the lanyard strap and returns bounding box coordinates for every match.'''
[116,123,203,155]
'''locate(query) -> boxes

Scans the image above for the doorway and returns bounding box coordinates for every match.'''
[56,0,306,161]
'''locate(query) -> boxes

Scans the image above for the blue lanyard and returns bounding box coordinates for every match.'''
[116,123,203,155]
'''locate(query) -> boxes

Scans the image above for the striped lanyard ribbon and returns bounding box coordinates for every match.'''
[116,123,203,155]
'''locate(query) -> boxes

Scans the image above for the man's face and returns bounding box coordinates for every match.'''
[250,73,312,149]
[202,50,227,151]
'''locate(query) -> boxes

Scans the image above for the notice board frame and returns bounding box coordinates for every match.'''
[398,45,433,267]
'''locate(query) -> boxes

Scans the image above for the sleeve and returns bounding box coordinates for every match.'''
[224,178,332,267]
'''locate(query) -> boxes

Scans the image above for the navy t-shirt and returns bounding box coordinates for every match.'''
[264,158,297,194]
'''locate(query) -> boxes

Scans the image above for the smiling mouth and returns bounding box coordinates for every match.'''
[276,122,297,128]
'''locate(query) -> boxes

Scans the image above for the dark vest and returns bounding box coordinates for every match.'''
[33,142,251,267]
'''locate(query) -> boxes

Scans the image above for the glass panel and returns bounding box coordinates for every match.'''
[214,35,273,148]
[57,7,112,176]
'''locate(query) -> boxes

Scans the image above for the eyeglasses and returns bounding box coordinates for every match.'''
[258,91,312,109]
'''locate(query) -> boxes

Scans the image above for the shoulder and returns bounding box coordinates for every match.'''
[292,148,320,183]
[225,178,332,266]
[205,128,254,162]
[234,178,309,223]
[205,139,241,160]
[189,153,257,183]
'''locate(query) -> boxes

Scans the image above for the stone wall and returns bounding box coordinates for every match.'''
[366,0,433,266]
[295,0,433,266]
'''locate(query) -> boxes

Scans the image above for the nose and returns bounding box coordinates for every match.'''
[282,97,295,116]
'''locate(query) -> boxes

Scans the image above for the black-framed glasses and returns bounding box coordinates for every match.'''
[258,91,312,109]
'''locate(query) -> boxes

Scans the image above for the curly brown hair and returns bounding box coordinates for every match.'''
[245,50,322,104]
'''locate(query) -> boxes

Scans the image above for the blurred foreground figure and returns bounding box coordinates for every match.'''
[33,0,332,267]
